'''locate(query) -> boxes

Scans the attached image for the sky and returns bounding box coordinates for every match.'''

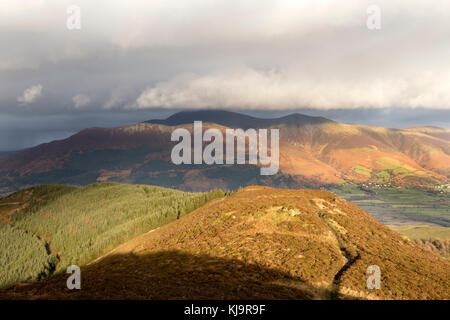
[1,0,450,150]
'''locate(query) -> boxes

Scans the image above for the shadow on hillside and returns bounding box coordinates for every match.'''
[0,250,354,300]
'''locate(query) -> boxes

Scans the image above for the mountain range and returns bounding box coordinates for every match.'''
[0,110,449,193]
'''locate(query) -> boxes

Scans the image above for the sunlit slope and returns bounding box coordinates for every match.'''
[0,111,448,192]
[3,186,448,299]
[0,183,225,288]
[279,122,450,185]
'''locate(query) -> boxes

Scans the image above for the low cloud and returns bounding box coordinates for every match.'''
[17,84,43,105]
[72,94,91,109]
[136,66,450,110]
[103,88,134,110]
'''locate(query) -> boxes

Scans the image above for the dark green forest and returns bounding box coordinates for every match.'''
[0,183,227,288]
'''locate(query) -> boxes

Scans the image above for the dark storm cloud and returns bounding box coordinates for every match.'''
[0,109,175,150]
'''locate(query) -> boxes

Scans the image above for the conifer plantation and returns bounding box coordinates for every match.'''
[0,183,226,288]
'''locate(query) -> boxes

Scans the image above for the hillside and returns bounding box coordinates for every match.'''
[0,110,448,194]
[0,183,225,289]
[414,239,450,258]
[2,186,448,300]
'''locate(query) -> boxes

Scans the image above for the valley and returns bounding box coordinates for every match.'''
[328,184,450,227]
[328,184,450,258]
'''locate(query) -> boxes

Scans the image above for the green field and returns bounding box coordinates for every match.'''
[0,183,226,288]
[388,225,450,240]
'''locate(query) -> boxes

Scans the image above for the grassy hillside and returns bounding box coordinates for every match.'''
[2,186,448,300]
[0,183,226,289]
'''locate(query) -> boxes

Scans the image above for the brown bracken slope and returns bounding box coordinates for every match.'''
[0,111,448,193]
[1,186,448,300]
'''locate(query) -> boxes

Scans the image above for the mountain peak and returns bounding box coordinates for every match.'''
[145,109,333,129]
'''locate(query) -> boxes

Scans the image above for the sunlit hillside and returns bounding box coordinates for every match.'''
[2,186,448,300]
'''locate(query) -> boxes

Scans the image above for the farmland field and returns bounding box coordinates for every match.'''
[388,225,450,240]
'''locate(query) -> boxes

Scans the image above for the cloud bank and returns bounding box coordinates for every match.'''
[135,65,450,110]
[1,0,450,112]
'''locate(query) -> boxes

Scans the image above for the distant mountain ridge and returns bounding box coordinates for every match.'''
[0,110,448,193]
[145,109,333,129]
